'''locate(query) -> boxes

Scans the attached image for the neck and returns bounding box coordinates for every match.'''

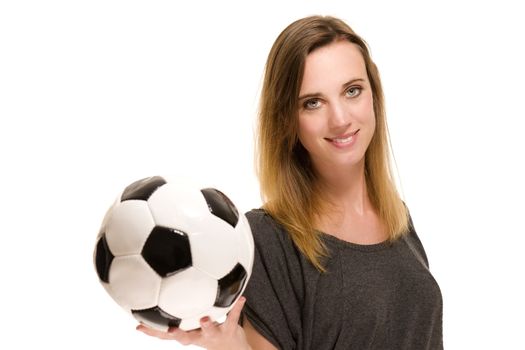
[315,160,371,215]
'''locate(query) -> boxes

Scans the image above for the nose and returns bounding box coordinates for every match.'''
[328,100,351,129]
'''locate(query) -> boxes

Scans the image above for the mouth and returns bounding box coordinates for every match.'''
[325,129,360,144]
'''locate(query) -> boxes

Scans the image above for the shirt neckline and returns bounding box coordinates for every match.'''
[318,230,394,252]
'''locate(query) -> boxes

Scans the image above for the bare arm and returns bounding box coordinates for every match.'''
[137,297,277,350]
[244,317,278,350]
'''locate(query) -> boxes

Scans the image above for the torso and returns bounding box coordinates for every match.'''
[243,209,444,350]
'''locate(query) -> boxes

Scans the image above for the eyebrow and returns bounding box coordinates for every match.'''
[298,78,366,101]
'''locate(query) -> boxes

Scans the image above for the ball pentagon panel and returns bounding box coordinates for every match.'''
[214,263,248,308]
[94,234,114,283]
[200,188,239,228]
[132,306,181,332]
[141,226,192,277]
[121,176,167,201]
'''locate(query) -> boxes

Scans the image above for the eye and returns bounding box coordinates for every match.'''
[303,99,321,110]
[345,86,362,98]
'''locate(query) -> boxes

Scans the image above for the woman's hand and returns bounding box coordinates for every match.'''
[136,296,251,350]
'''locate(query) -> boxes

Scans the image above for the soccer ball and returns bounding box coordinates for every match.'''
[93,176,254,331]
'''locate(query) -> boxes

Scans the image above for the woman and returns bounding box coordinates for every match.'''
[138,15,443,349]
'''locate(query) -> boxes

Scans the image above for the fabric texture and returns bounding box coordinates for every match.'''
[242,209,443,350]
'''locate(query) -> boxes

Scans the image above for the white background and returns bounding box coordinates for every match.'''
[1,0,524,349]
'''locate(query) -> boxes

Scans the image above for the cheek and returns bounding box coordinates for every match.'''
[298,116,323,144]
[356,93,375,125]
[297,116,327,155]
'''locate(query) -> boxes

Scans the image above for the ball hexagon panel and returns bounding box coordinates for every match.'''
[158,267,218,320]
[94,234,114,283]
[176,308,226,332]
[177,316,205,332]
[188,217,240,279]
[147,182,210,231]
[214,263,248,308]
[108,255,161,310]
[132,306,181,332]
[121,176,167,201]
[234,214,255,273]
[105,200,155,256]
[200,188,239,228]
[141,226,192,277]
[97,200,116,237]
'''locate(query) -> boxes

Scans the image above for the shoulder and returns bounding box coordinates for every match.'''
[401,209,430,267]
[245,209,291,247]
[244,208,303,265]
[245,208,272,229]
[245,208,278,228]
[242,209,305,350]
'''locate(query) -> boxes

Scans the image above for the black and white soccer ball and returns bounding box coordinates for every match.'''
[93,176,254,331]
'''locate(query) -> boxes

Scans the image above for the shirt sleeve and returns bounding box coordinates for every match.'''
[405,209,430,268]
[241,209,303,350]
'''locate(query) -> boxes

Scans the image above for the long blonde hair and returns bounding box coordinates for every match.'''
[256,15,409,271]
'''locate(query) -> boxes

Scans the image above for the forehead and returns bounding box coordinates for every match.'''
[300,41,367,92]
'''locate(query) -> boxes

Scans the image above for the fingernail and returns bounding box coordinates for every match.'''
[201,316,211,327]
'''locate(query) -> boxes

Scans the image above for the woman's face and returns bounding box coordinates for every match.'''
[297,40,375,175]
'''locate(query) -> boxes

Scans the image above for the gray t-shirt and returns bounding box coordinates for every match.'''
[242,209,443,350]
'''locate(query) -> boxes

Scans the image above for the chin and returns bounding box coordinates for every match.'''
[340,154,366,167]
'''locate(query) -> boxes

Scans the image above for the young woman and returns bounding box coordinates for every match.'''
[138,15,443,350]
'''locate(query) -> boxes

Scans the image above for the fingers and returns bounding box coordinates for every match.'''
[136,299,247,344]
[137,324,202,345]
[136,324,176,340]
[167,327,202,346]
[200,316,220,338]
[224,296,246,329]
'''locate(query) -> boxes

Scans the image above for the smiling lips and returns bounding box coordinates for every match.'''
[325,129,360,146]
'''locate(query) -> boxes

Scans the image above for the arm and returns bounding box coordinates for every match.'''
[137,297,250,350]
[244,317,278,350]
[137,297,277,350]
